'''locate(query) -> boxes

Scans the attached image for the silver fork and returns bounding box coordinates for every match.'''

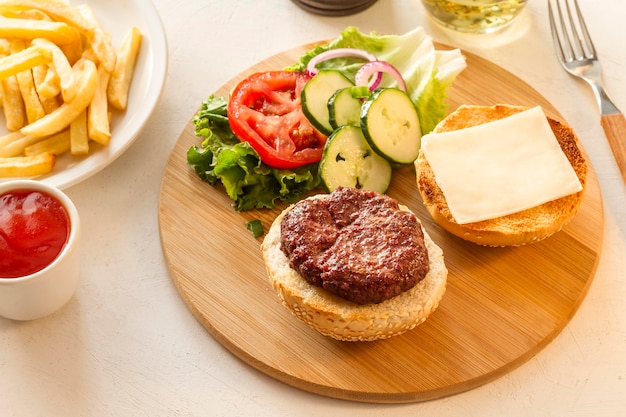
[549,0,626,184]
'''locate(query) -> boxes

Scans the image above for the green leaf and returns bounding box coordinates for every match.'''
[187,95,321,211]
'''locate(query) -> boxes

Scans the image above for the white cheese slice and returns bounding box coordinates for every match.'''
[420,106,583,224]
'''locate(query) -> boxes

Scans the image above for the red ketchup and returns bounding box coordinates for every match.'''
[0,190,70,278]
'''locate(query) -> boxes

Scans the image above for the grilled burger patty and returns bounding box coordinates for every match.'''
[279,186,430,305]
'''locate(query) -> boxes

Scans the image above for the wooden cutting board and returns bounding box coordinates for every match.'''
[158,42,603,403]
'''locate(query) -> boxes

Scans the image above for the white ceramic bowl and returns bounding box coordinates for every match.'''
[0,180,80,320]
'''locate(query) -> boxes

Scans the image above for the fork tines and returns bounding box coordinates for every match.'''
[549,0,596,63]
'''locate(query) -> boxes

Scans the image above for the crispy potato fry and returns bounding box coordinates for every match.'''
[7,36,22,52]
[24,128,70,156]
[0,16,79,44]
[1,75,25,130]
[107,26,141,111]
[0,38,9,54]
[32,63,57,97]
[0,43,51,79]
[32,37,76,101]
[0,131,40,156]
[0,129,21,147]
[88,63,110,144]
[80,45,97,63]
[0,0,141,178]
[59,32,81,64]
[69,107,87,154]
[2,8,53,21]
[75,3,115,72]
[9,39,46,123]
[32,62,60,97]
[88,28,116,71]
[15,65,45,123]
[0,151,55,177]
[20,57,96,137]
[32,63,50,90]
[0,1,95,32]
[0,0,116,71]
[38,89,59,113]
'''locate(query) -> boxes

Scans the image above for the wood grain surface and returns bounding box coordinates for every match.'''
[600,112,626,184]
[158,43,604,403]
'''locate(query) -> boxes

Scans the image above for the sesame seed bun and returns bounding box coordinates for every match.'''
[261,195,447,342]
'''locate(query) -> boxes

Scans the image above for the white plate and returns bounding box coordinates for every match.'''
[0,0,168,190]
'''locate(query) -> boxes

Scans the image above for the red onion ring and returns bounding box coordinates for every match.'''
[305,48,378,77]
[355,61,407,92]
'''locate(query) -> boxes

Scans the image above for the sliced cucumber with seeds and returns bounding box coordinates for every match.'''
[301,70,354,135]
[319,125,392,194]
[328,86,371,130]
[361,88,422,165]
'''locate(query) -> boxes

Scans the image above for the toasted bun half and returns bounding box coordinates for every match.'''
[415,104,587,247]
[261,195,448,342]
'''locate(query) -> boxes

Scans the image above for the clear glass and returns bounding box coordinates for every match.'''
[421,0,528,34]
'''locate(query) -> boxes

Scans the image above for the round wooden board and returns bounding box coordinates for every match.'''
[158,43,603,403]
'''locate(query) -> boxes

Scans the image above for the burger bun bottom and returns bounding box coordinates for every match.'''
[261,198,448,342]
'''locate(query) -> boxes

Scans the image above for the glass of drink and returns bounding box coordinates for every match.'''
[421,0,528,34]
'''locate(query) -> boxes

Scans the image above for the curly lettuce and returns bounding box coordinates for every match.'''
[188,27,465,211]
[187,96,320,211]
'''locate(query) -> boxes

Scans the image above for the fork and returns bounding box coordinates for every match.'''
[549,0,626,184]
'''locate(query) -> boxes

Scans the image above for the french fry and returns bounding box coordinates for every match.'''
[32,62,61,98]
[9,38,46,123]
[0,131,40,157]
[75,3,115,72]
[59,31,81,64]
[0,0,116,71]
[107,26,141,111]
[80,45,97,63]
[24,129,70,156]
[0,38,9,54]
[0,0,142,178]
[31,63,62,114]
[0,151,55,177]
[2,8,53,21]
[88,63,110,144]
[15,65,45,123]
[32,37,76,101]
[16,4,83,64]
[37,87,60,113]
[0,130,21,147]
[0,1,96,32]
[0,43,51,79]
[20,57,96,138]
[1,75,25,130]
[69,107,87,154]
[0,16,79,44]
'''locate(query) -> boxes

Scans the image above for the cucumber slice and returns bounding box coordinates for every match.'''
[361,88,422,165]
[328,86,370,130]
[301,70,354,135]
[319,125,392,194]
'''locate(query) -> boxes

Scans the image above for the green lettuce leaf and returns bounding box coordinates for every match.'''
[187,95,320,211]
[287,26,466,134]
[188,27,465,212]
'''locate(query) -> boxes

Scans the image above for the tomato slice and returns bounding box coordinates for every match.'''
[227,71,327,169]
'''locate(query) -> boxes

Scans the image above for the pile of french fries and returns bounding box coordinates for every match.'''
[0,0,142,178]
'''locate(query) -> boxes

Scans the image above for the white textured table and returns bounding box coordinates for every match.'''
[2,1,625,415]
